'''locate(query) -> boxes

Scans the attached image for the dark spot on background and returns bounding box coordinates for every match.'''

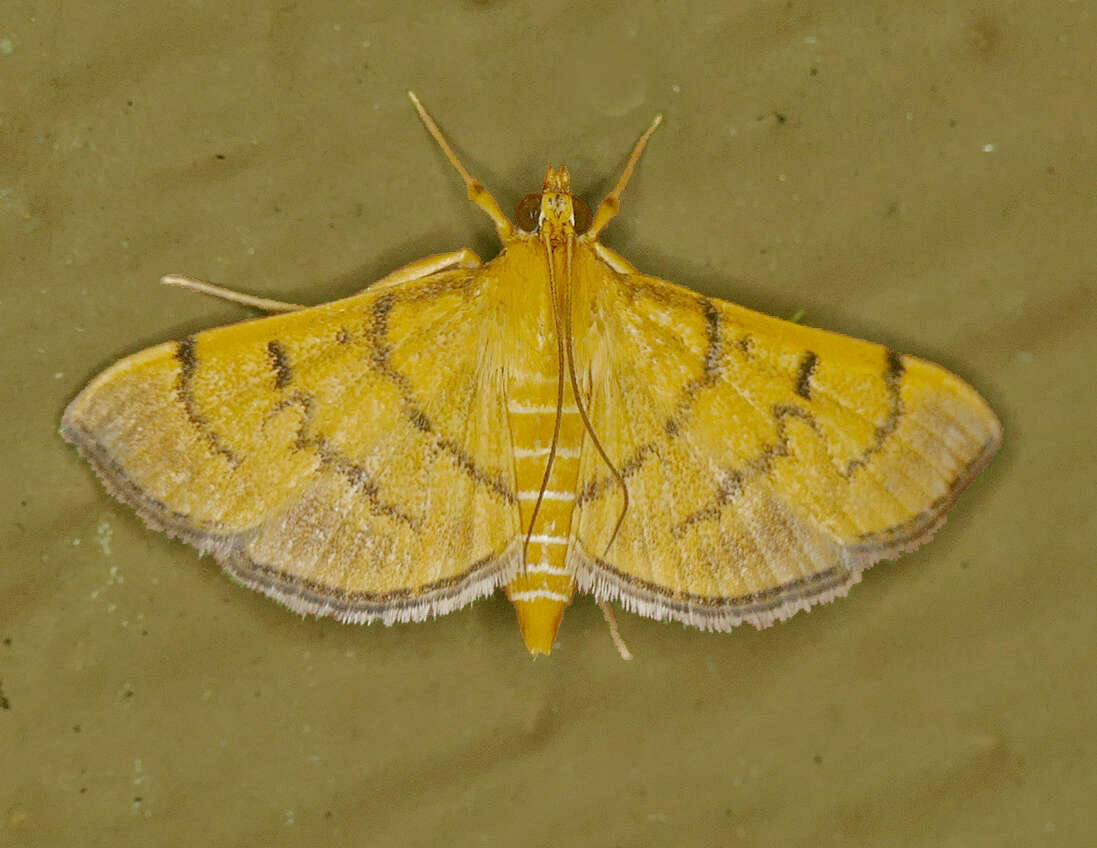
[965,14,1002,61]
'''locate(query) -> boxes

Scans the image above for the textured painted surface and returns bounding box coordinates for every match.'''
[3,1,1095,845]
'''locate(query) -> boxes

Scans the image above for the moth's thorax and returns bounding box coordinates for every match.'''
[491,236,603,350]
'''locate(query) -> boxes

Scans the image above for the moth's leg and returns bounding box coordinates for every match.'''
[407,91,514,241]
[363,248,482,294]
[584,113,663,242]
[598,599,633,661]
[161,250,481,314]
[591,243,640,275]
[159,275,307,313]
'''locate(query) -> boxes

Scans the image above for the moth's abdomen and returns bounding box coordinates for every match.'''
[505,371,584,654]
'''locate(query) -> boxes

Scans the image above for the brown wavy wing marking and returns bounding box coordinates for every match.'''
[367,289,516,504]
[671,350,907,537]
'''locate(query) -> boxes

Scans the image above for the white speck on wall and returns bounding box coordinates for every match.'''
[982,143,996,152]
[96,519,113,555]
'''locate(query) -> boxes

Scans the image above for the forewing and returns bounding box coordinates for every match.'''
[570,271,1001,630]
[62,268,521,623]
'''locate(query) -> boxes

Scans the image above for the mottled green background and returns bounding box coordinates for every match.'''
[2,1,1094,846]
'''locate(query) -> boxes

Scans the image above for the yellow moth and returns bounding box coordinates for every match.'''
[62,93,1001,657]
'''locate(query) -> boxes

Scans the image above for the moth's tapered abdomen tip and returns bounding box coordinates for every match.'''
[515,598,566,656]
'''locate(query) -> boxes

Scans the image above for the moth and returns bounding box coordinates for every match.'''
[62,93,1001,656]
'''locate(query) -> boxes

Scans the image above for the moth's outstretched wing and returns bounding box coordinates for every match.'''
[62,268,521,623]
[570,271,1001,630]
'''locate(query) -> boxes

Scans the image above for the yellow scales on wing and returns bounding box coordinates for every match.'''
[62,93,1001,656]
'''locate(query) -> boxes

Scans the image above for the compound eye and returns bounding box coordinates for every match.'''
[572,196,593,234]
[516,193,542,232]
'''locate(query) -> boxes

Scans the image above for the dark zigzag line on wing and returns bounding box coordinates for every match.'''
[368,290,516,504]
[578,309,913,537]
[577,292,721,506]
[174,337,239,465]
[265,340,293,389]
[795,350,818,399]
[576,296,839,509]
[169,291,462,528]
[843,350,904,476]
[671,349,906,536]
[255,274,516,515]
[269,391,418,526]
[172,320,418,525]
[672,404,820,537]
[585,277,903,507]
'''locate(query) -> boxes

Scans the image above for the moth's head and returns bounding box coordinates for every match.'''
[514,165,593,240]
